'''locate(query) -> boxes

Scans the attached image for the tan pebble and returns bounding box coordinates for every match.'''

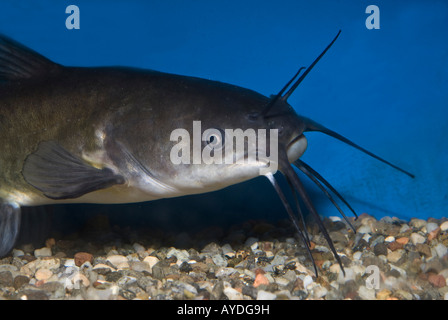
[73,273,90,287]
[396,237,409,245]
[388,241,403,251]
[253,269,270,287]
[265,251,274,258]
[387,250,404,263]
[329,263,341,274]
[183,289,196,299]
[136,293,149,300]
[428,228,441,241]
[35,268,52,281]
[93,263,116,272]
[143,256,160,270]
[376,289,392,300]
[440,221,448,232]
[74,252,94,267]
[106,255,128,267]
[34,247,52,257]
[116,262,130,270]
[45,238,56,248]
[410,233,426,245]
[428,273,446,288]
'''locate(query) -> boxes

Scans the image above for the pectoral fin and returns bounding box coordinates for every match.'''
[22,141,125,200]
[0,200,20,257]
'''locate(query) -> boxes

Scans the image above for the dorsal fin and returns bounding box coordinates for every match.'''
[0,34,62,81]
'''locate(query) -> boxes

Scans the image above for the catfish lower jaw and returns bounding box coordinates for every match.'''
[286,135,307,163]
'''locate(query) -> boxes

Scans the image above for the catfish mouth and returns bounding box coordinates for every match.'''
[261,30,413,277]
[286,134,307,163]
[287,134,303,149]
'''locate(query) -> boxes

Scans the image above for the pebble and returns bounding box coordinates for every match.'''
[143,256,160,271]
[223,282,243,300]
[376,289,392,300]
[74,252,94,267]
[434,243,447,258]
[387,250,404,263]
[396,237,409,245]
[440,221,448,232]
[426,222,439,234]
[303,275,314,289]
[34,247,52,258]
[0,271,13,287]
[132,243,146,253]
[358,285,376,300]
[0,215,446,300]
[106,255,128,268]
[253,269,270,287]
[257,290,277,300]
[428,274,446,288]
[410,219,427,230]
[410,233,426,245]
[35,269,53,281]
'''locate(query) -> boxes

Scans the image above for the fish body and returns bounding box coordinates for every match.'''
[0,66,290,205]
[0,33,412,276]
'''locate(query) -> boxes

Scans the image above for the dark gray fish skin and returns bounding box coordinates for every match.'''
[0,34,306,256]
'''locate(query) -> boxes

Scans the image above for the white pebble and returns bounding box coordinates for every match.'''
[303,275,314,289]
[425,222,439,234]
[410,233,426,245]
[400,224,411,233]
[132,243,146,253]
[34,247,52,257]
[338,267,356,283]
[212,254,227,267]
[183,283,198,295]
[353,251,363,260]
[93,263,115,272]
[116,262,130,270]
[362,234,372,242]
[358,225,372,234]
[223,283,243,300]
[329,263,341,274]
[358,285,376,300]
[143,256,159,271]
[434,243,448,258]
[12,249,24,257]
[311,285,328,299]
[384,236,395,243]
[221,243,234,255]
[440,221,448,232]
[72,273,90,287]
[167,248,190,264]
[106,255,128,268]
[64,259,76,267]
[244,237,259,250]
[257,290,277,300]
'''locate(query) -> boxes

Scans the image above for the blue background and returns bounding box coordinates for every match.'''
[0,1,447,231]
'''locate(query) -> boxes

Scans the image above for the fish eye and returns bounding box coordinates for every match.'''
[203,128,225,150]
[246,112,259,121]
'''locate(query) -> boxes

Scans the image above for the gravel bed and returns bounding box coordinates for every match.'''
[1,213,448,300]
